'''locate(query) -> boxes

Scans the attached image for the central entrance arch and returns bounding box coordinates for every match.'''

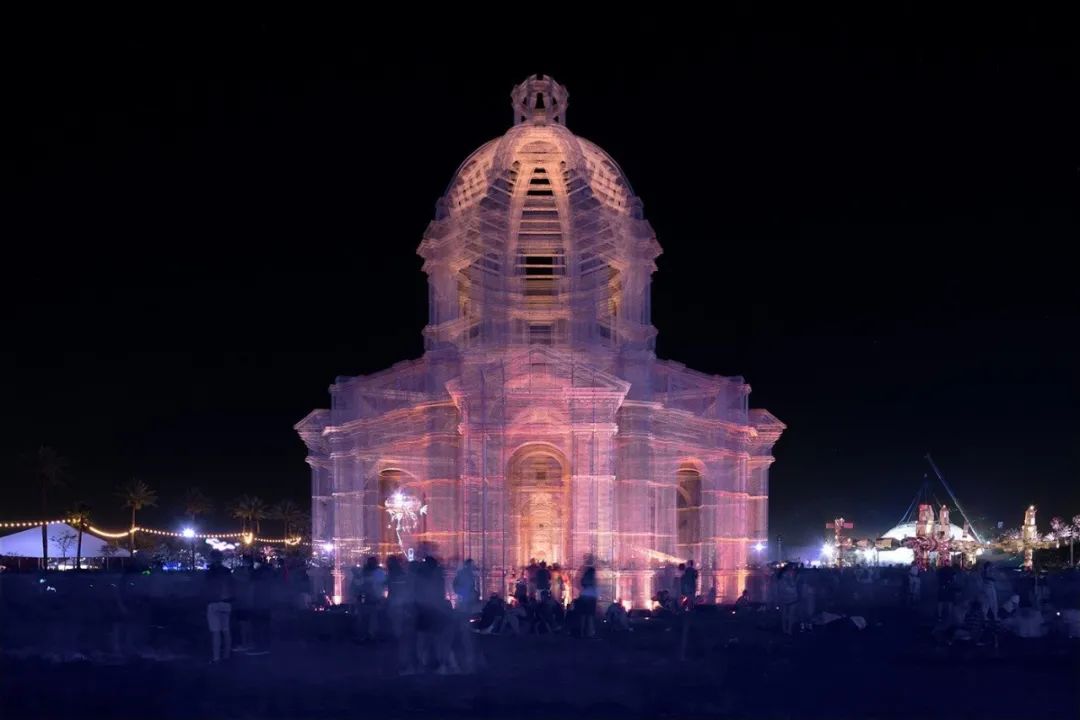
[508,444,569,569]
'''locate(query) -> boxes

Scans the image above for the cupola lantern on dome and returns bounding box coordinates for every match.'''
[512,74,568,126]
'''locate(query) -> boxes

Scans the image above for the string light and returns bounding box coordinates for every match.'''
[0,519,292,542]
[135,528,246,539]
[87,525,133,539]
[0,519,68,529]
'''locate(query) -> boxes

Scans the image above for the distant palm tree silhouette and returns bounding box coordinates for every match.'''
[118,479,158,555]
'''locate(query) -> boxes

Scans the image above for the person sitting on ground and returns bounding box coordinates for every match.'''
[604,600,631,632]
[999,594,1021,619]
[648,590,675,621]
[514,573,528,606]
[537,592,560,634]
[1060,594,1080,639]
[1001,597,1047,638]
[954,599,986,644]
[475,593,506,634]
[503,596,526,635]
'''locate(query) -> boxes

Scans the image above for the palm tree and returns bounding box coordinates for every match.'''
[1058,514,1080,567]
[34,446,68,568]
[232,495,266,536]
[68,502,91,570]
[183,487,214,525]
[270,499,303,539]
[295,510,312,542]
[118,479,158,555]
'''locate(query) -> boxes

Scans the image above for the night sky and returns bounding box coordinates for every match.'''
[6,13,1078,548]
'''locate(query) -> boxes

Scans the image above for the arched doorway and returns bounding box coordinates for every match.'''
[676,464,703,562]
[508,445,568,569]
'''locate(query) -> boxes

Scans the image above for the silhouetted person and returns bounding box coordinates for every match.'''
[387,555,417,675]
[936,565,956,621]
[778,567,798,635]
[981,562,999,620]
[680,560,698,608]
[475,593,506,634]
[514,573,528,605]
[452,559,479,672]
[578,565,598,638]
[416,554,454,673]
[907,565,921,604]
[535,561,551,600]
[233,557,255,652]
[604,599,630,632]
[205,551,233,663]
[358,556,386,641]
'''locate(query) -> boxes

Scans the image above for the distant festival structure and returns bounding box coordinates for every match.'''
[296,75,785,606]
[824,517,854,567]
[847,456,1063,569]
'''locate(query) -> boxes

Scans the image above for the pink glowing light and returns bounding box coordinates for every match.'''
[385,491,427,555]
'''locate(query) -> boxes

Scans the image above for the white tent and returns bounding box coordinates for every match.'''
[0,524,130,558]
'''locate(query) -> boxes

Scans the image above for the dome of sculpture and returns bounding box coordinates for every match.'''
[439,75,639,219]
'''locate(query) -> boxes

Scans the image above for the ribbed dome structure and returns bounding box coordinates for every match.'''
[298,76,784,608]
[419,75,659,354]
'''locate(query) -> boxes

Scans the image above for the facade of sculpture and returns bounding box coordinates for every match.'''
[296,76,785,606]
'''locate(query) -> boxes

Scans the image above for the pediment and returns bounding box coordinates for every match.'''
[449,348,631,399]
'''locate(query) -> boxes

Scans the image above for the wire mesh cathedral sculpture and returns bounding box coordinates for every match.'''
[296,76,785,606]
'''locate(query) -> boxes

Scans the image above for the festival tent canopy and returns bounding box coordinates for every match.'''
[0,524,131,558]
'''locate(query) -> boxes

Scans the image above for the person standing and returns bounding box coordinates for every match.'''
[578,565,598,638]
[797,570,816,631]
[452,559,479,672]
[205,551,234,663]
[680,560,699,609]
[535,561,552,601]
[936,565,955,621]
[981,562,999,621]
[358,556,386,641]
[513,572,528,606]
[387,555,418,675]
[778,567,798,635]
[551,564,565,606]
[907,564,922,605]
[232,557,256,653]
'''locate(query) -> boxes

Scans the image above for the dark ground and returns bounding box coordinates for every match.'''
[3,605,1077,720]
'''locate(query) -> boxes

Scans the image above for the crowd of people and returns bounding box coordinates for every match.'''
[343,553,631,673]
[0,550,314,664]
[4,547,1079,673]
[771,559,1080,645]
